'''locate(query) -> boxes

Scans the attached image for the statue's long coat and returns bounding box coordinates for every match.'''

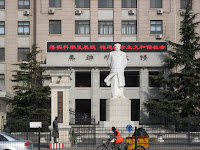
[104,51,127,87]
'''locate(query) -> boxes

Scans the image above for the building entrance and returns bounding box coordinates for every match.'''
[131,99,140,121]
[100,99,106,121]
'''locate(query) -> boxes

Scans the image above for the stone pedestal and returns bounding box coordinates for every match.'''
[99,97,139,128]
[106,97,131,121]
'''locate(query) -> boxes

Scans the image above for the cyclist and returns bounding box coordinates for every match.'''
[111,127,123,150]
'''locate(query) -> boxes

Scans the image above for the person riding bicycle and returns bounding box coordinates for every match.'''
[111,127,123,150]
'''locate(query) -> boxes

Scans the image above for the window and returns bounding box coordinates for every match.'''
[18,21,30,35]
[0,0,5,9]
[0,48,5,62]
[122,0,137,8]
[150,0,162,8]
[125,71,140,87]
[98,0,113,8]
[180,0,192,9]
[49,20,61,34]
[0,135,8,141]
[18,80,28,87]
[18,0,30,9]
[0,74,4,86]
[49,0,61,8]
[18,48,30,61]
[0,21,5,35]
[150,20,162,34]
[75,21,90,34]
[75,72,91,87]
[75,0,90,8]
[122,21,137,34]
[98,21,113,34]
[149,71,162,87]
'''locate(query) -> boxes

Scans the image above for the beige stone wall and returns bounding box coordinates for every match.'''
[36,0,74,62]
[5,1,20,94]
[2,0,34,94]
[2,0,200,93]
[138,0,176,42]
[90,0,98,41]
[193,0,200,58]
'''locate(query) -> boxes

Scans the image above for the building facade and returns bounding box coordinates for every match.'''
[0,0,199,123]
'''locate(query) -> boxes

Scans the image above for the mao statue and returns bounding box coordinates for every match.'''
[104,43,127,98]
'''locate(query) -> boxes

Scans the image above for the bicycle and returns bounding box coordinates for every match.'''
[96,138,146,150]
[96,139,130,150]
[96,127,147,150]
[96,139,114,150]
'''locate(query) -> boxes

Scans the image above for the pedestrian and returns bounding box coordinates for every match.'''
[52,117,59,143]
[3,125,11,134]
[110,126,123,150]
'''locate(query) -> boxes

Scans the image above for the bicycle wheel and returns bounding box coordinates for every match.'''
[96,145,109,150]
[136,146,146,150]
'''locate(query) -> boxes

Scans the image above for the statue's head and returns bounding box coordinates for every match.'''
[114,43,121,52]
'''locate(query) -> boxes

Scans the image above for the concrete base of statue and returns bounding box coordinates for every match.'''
[99,97,139,128]
[107,97,131,121]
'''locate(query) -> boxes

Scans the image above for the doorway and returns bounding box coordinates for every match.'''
[100,99,106,121]
[131,99,140,121]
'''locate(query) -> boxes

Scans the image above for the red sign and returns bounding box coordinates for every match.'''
[47,42,167,52]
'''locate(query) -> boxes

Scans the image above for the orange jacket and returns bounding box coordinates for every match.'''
[115,130,123,144]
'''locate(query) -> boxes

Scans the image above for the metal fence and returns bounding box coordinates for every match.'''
[1,118,51,150]
[1,111,200,150]
[1,124,200,149]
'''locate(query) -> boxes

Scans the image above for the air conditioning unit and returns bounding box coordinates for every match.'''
[48,8,55,14]
[23,10,30,15]
[75,9,82,15]
[128,10,135,15]
[180,10,185,16]
[156,34,163,39]
[157,9,163,14]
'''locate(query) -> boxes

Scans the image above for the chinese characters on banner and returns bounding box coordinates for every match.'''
[57,91,63,123]
[47,42,167,52]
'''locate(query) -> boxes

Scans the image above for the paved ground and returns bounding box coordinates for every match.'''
[34,145,200,150]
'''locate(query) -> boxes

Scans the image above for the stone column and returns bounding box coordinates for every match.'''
[69,69,75,112]
[90,0,98,41]
[49,70,71,145]
[139,68,149,124]
[91,68,100,123]
[139,68,149,108]
[114,0,122,41]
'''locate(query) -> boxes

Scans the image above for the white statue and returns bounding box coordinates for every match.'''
[104,43,127,98]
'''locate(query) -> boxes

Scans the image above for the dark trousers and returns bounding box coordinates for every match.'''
[114,143,120,150]
[54,137,57,143]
